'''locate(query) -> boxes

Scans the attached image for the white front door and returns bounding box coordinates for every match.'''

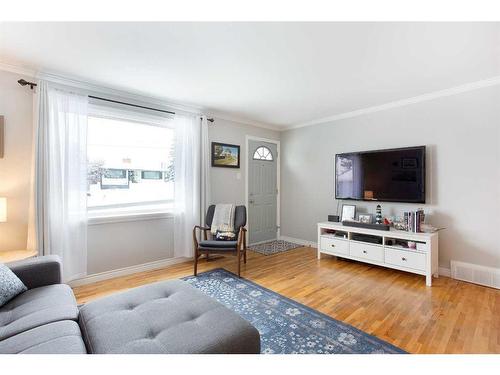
[248,140,278,244]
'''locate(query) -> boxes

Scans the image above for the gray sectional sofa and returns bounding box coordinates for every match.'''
[0,256,260,354]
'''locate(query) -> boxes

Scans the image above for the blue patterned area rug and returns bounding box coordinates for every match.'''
[182,269,406,354]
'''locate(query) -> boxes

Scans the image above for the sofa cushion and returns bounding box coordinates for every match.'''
[0,284,79,340]
[0,263,27,307]
[79,279,260,354]
[0,320,87,354]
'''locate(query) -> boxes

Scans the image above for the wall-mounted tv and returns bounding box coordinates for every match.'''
[335,146,426,203]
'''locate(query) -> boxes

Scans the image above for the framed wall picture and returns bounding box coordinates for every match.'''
[211,142,241,168]
[341,204,356,222]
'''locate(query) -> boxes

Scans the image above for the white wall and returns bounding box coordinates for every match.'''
[208,118,280,205]
[280,85,500,269]
[87,217,174,274]
[0,70,34,252]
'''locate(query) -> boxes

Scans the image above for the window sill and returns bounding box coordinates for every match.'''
[88,211,174,225]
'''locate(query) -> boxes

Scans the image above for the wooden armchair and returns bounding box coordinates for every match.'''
[193,205,247,277]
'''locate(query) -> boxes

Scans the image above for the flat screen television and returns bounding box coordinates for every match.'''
[335,146,426,203]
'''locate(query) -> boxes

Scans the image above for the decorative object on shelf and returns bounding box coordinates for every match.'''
[375,204,382,224]
[358,213,373,224]
[407,241,417,249]
[327,214,339,222]
[420,223,439,233]
[211,142,240,168]
[341,204,356,222]
[393,217,407,231]
[403,209,425,232]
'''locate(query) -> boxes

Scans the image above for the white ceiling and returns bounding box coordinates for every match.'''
[1,22,499,129]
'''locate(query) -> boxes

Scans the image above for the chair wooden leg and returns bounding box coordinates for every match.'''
[194,249,198,276]
[243,246,247,264]
[237,248,241,277]
[206,253,210,261]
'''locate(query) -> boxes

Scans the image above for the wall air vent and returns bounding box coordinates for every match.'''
[451,261,500,290]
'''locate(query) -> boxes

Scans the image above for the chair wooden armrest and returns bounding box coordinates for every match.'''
[193,226,211,248]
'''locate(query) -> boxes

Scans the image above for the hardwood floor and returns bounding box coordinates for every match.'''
[73,247,500,354]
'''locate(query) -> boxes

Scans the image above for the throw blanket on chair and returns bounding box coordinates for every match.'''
[211,204,235,236]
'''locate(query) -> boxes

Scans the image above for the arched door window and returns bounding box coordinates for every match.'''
[253,146,273,161]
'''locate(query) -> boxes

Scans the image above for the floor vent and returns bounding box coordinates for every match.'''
[451,261,500,289]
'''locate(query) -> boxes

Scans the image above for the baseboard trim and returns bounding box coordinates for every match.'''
[69,257,191,287]
[279,235,316,248]
[438,267,451,277]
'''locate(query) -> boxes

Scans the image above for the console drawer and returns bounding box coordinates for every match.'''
[385,248,426,271]
[350,242,384,262]
[320,236,349,255]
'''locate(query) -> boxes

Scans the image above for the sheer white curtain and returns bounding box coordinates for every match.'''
[200,116,211,226]
[173,114,211,258]
[27,80,88,281]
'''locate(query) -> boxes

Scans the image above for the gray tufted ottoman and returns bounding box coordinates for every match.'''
[78,279,260,354]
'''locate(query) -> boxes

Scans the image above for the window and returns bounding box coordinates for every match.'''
[87,113,174,215]
[141,170,163,180]
[253,146,273,161]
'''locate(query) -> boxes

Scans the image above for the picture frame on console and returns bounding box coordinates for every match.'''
[341,204,356,222]
[358,213,374,224]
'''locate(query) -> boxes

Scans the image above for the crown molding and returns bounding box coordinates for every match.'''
[208,110,282,132]
[0,61,37,77]
[4,60,498,132]
[288,75,500,130]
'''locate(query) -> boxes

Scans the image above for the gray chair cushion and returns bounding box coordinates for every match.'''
[0,284,79,340]
[0,320,87,354]
[0,263,27,307]
[199,240,238,249]
[79,279,260,354]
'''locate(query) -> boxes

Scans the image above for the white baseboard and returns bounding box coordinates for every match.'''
[438,267,451,277]
[279,235,316,248]
[69,257,191,287]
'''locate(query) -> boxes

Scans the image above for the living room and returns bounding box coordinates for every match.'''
[1,2,499,372]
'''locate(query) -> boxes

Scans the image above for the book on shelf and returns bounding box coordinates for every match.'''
[403,209,425,233]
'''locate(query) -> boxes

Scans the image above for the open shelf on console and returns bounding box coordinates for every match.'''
[351,232,383,245]
[320,227,349,240]
[384,237,428,253]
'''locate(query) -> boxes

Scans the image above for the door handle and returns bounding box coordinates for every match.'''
[249,200,255,204]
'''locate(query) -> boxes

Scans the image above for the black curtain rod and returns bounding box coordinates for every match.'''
[88,95,176,116]
[17,79,214,122]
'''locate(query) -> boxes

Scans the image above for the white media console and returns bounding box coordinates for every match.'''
[317,222,439,286]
